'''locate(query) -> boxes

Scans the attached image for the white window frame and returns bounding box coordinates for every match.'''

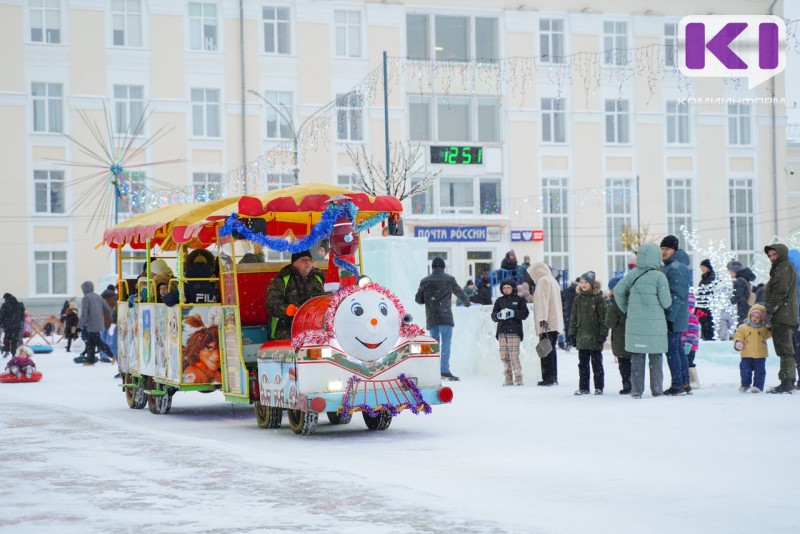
[405,14,499,62]
[337,174,357,190]
[605,99,629,144]
[603,21,628,66]
[539,18,565,64]
[666,100,690,144]
[410,95,501,143]
[336,91,363,142]
[189,2,218,52]
[438,176,502,216]
[541,97,566,144]
[664,22,678,67]
[605,177,634,276]
[264,173,293,191]
[334,10,362,58]
[113,85,144,135]
[191,88,221,138]
[192,172,222,201]
[263,5,291,55]
[542,177,570,272]
[32,82,63,133]
[409,95,432,141]
[666,177,693,239]
[264,91,293,140]
[121,249,147,278]
[33,169,65,214]
[34,249,68,295]
[729,178,754,265]
[410,176,434,215]
[111,0,142,47]
[728,103,752,146]
[30,0,61,44]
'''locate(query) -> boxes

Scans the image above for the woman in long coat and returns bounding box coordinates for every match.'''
[613,243,672,399]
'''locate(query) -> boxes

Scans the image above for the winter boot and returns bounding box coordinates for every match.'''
[25,368,32,378]
[768,381,794,394]
[10,366,20,377]
[663,386,686,396]
[689,367,700,388]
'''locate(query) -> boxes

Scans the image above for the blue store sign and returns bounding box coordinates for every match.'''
[415,226,489,242]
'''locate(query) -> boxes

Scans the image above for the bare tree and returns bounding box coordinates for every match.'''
[346,142,441,201]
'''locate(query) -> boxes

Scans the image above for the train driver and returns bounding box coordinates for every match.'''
[265,250,325,340]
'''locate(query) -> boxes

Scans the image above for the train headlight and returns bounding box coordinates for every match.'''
[357,275,372,288]
[409,343,435,355]
[327,380,343,392]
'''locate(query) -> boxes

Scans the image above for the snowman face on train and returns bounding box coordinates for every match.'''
[333,289,400,362]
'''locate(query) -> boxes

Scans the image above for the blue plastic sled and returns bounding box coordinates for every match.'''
[30,345,54,354]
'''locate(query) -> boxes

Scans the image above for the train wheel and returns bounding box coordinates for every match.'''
[254,401,282,429]
[287,409,319,435]
[146,378,172,415]
[326,411,351,425]
[363,411,392,431]
[124,374,146,410]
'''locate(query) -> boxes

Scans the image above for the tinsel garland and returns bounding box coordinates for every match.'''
[338,373,432,419]
[333,255,360,278]
[355,211,388,233]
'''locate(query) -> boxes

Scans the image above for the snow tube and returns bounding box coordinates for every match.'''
[0,371,43,383]
[30,345,54,354]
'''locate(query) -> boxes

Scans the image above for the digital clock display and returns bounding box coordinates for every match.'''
[430,146,483,165]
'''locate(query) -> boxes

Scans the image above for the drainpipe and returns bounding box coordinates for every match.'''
[240,0,248,194]
[769,0,778,235]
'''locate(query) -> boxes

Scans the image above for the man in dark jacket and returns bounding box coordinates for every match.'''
[266,250,325,340]
[727,261,753,325]
[764,244,799,394]
[660,235,691,395]
[76,281,114,365]
[415,257,472,381]
[0,293,25,357]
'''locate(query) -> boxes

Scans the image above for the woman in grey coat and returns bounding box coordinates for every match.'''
[613,243,672,399]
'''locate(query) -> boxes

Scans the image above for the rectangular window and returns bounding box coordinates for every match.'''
[605,99,629,144]
[265,173,293,190]
[539,18,564,64]
[410,177,433,215]
[439,178,474,215]
[728,103,751,145]
[112,0,142,47]
[605,178,633,275]
[729,178,754,264]
[542,177,570,271]
[437,96,471,142]
[191,88,220,137]
[477,97,500,142]
[32,82,63,133]
[334,10,361,58]
[664,23,678,67]
[409,95,432,141]
[121,249,146,278]
[34,170,65,214]
[603,21,628,66]
[666,100,690,144]
[666,178,693,239]
[479,178,501,214]
[189,2,218,51]
[34,250,67,295]
[263,6,290,54]
[264,91,292,139]
[192,172,222,201]
[30,0,60,43]
[406,14,429,60]
[475,17,498,62]
[337,174,357,190]
[541,97,565,143]
[336,92,363,141]
[435,15,469,61]
[113,85,144,135]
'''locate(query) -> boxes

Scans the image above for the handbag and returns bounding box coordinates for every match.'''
[535,336,553,358]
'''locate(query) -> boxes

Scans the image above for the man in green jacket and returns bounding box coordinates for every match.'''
[764,244,799,394]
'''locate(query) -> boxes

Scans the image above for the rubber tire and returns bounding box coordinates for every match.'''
[287,409,319,435]
[255,401,282,429]
[147,378,172,415]
[326,411,351,425]
[362,411,392,431]
[124,373,147,410]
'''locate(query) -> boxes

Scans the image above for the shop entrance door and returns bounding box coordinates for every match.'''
[466,251,493,283]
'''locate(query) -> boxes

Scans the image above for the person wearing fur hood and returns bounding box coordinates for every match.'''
[568,271,608,394]
[491,278,530,386]
[527,262,564,386]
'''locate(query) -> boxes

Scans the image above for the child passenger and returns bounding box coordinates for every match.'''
[491,278,530,386]
[568,271,608,395]
[733,304,771,393]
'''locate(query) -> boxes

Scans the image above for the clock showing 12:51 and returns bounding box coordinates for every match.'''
[430,146,483,165]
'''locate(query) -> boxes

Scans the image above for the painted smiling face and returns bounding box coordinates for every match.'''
[333,289,400,362]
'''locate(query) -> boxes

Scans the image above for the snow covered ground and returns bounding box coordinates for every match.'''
[1,339,798,534]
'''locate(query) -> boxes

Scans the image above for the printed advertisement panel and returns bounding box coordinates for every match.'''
[180,305,222,385]
[221,306,247,396]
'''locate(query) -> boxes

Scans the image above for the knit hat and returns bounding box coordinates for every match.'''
[291,250,313,264]
[608,277,620,290]
[627,254,637,268]
[726,261,743,273]
[660,235,679,251]
[432,257,445,269]
[700,259,712,270]
[580,271,596,285]
[107,284,116,292]
[500,278,516,291]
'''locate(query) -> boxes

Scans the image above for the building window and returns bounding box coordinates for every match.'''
[191,88,220,137]
[728,103,751,145]
[265,173,293,190]
[112,0,142,47]
[542,178,569,271]
[263,6,290,54]
[264,91,292,139]
[114,85,144,135]
[35,250,67,295]
[34,170,65,214]
[412,95,500,143]
[440,178,473,215]
[479,178,501,214]
[603,21,628,66]
[30,0,60,43]
[541,97,565,143]
[410,177,433,215]
[189,2,217,51]
[605,178,633,275]
[437,97,471,142]
[406,14,498,62]
[409,95,432,141]
[539,18,564,64]
[336,92,363,141]
[666,178,693,240]
[121,249,146,278]
[337,174,357,189]
[666,100,690,144]
[477,97,500,142]
[192,172,222,201]
[32,82,63,133]
[664,23,678,67]
[334,10,361,58]
[729,178,754,264]
[605,99,629,144]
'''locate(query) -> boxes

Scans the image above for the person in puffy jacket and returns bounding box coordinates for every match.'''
[733,304,771,393]
[0,293,25,357]
[77,281,114,365]
[660,235,691,396]
[789,248,800,390]
[568,271,607,395]
[491,278,530,386]
[727,261,752,326]
[163,249,219,307]
[764,244,799,394]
